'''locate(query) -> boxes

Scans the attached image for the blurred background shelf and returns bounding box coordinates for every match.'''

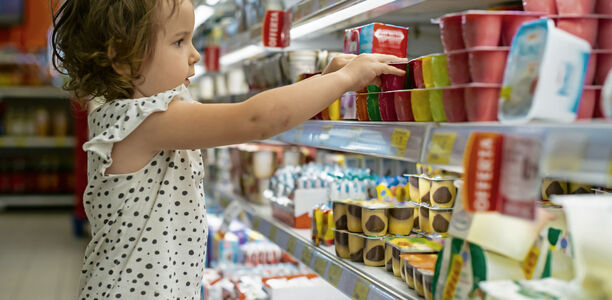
[0,195,74,207]
[0,86,69,99]
[0,136,75,148]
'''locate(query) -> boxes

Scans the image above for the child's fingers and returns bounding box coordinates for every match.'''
[369,53,407,63]
[382,64,406,76]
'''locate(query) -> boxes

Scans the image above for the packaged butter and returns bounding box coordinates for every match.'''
[499,19,591,123]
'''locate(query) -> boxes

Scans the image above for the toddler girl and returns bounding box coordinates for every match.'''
[52,0,404,299]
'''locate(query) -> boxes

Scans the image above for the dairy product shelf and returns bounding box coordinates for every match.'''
[0,195,74,207]
[0,86,69,99]
[0,136,76,148]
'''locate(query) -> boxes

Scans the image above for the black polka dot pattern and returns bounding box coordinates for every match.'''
[80,86,207,299]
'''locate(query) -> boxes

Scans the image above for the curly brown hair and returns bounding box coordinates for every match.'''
[51,0,180,102]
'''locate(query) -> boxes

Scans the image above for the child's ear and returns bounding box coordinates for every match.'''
[107,45,131,76]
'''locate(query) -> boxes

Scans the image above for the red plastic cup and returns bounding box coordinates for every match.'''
[381,62,408,92]
[465,86,501,122]
[447,51,471,85]
[577,87,599,119]
[356,94,370,121]
[442,87,467,122]
[585,53,597,85]
[599,19,612,50]
[379,92,398,121]
[522,0,556,14]
[502,14,540,46]
[596,0,612,14]
[440,14,466,51]
[394,91,414,121]
[556,17,599,47]
[409,59,426,89]
[555,0,596,14]
[468,49,509,84]
[462,12,503,48]
[596,52,612,85]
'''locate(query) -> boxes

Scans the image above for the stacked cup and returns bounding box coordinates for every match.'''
[524,0,611,119]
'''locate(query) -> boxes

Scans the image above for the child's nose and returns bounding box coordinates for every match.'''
[190,44,201,65]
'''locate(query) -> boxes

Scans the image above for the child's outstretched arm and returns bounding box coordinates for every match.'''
[108,54,404,173]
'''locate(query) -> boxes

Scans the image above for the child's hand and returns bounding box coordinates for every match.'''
[322,54,357,75]
[337,54,406,91]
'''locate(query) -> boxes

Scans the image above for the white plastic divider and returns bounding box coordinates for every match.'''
[212,188,420,300]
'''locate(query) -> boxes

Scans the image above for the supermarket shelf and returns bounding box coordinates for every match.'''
[0,195,74,207]
[420,122,612,186]
[271,120,429,162]
[210,187,420,300]
[0,136,76,148]
[0,86,69,99]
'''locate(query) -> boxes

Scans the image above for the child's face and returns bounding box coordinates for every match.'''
[133,0,200,98]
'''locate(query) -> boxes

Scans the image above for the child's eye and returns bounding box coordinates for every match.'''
[173,39,184,47]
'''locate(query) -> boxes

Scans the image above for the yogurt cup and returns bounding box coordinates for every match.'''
[394,91,415,121]
[447,51,471,85]
[422,270,435,300]
[429,89,448,122]
[462,11,503,47]
[431,54,451,87]
[388,206,416,235]
[541,179,568,201]
[465,85,501,121]
[556,16,599,47]
[577,86,601,119]
[348,231,365,262]
[502,13,542,46]
[596,51,612,85]
[379,92,398,121]
[356,93,369,121]
[422,56,435,89]
[407,174,420,202]
[347,204,363,232]
[363,236,386,267]
[439,13,466,51]
[523,0,557,14]
[381,62,408,91]
[411,89,433,122]
[385,243,394,272]
[333,202,348,230]
[586,52,597,85]
[599,19,612,50]
[429,178,458,208]
[366,86,382,121]
[597,0,612,14]
[442,87,468,122]
[334,230,350,259]
[468,47,510,84]
[429,208,453,233]
[361,207,388,236]
[409,58,426,89]
[418,177,431,205]
[419,206,433,234]
[555,0,596,14]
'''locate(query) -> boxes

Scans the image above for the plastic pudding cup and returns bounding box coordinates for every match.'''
[418,177,431,205]
[394,91,414,121]
[428,208,453,233]
[431,54,451,87]
[410,58,426,89]
[440,13,466,51]
[599,19,612,50]
[442,87,467,122]
[379,92,398,121]
[356,94,370,121]
[363,237,386,267]
[596,52,612,85]
[411,90,433,122]
[366,85,382,121]
[465,86,500,122]
[447,51,471,85]
[596,0,612,14]
[429,178,457,208]
[502,14,541,46]
[334,230,350,259]
[348,232,365,262]
[428,89,448,122]
[361,207,388,236]
[555,0,596,14]
[381,62,408,91]
[347,204,363,233]
[522,0,556,14]
[422,270,435,300]
[585,53,597,85]
[422,56,435,89]
[556,17,598,47]
[468,48,509,84]
[577,86,600,120]
[462,12,503,48]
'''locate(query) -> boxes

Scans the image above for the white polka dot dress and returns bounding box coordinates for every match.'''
[79,85,208,300]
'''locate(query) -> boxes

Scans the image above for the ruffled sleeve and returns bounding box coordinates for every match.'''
[83,84,193,176]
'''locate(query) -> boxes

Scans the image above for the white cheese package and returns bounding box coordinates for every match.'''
[498,19,591,123]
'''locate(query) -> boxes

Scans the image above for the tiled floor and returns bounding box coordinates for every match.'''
[0,209,89,300]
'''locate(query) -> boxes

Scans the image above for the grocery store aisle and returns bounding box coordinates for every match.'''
[0,209,89,300]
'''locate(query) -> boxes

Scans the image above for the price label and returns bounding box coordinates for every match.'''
[352,279,370,300]
[54,136,67,147]
[252,216,261,231]
[326,264,342,287]
[320,124,335,147]
[391,128,411,157]
[349,127,363,145]
[269,226,278,242]
[301,246,313,265]
[294,125,305,144]
[287,236,297,255]
[313,256,327,275]
[427,132,457,165]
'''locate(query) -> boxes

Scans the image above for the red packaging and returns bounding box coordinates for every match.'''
[585,53,597,85]
[523,0,557,14]
[379,92,398,121]
[555,0,596,14]
[394,91,414,121]
[359,23,409,58]
[356,94,370,121]
[556,17,599,47]
[262,10,291,48]
[597,0,612,14]
[462,12,503,48]
[447,51,471,85]
[502,14,541,46]
[465,86,500,122]
[439,13,466,51]
[468,48,509,84]
[381,62,408,91]
[409,58,426,89]
[463,132,504,212]
[344,27,361,54]
[577,86,600,119]
[596,51,612,85]
[599,19,612,50]
[442,87,467,122]
[204,46,220,72]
